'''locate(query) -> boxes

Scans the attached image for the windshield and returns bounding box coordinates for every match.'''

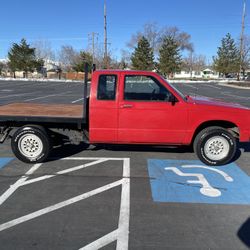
[159,75,187,101]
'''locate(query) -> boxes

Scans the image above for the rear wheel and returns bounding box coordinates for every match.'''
[11,126,51,163]
[193,126,237,166]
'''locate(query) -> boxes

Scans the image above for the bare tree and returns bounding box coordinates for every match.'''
[32,40,55,61]
[87,43,116,69]
[58,45,80,72]
[160,26,193,52]
[194,55,207,71]
[120,49,131,68]
[182,53,207,77]
[127,22,193,54]
[127,22,159,53]
[0,62,4,75]
[240,35,250,76]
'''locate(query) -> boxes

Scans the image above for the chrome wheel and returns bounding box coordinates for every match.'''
[18,134,43,159]
[204,136,230,161]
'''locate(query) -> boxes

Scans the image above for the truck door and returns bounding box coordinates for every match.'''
[89,74,118,143]
[118,73,188,144]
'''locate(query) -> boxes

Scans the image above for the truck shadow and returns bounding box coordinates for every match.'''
[48,142,250,163]
[238,217,250,248]
[231,142,250,163]
[48,143,194,162]
[48,142,89,161]
[239,142,250,152]
[91,144,194,153]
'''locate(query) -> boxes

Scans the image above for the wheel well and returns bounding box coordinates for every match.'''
[192,120,239,144]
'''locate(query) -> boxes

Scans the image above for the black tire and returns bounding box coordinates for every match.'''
[193,126,237,166]
[11,125,51,163]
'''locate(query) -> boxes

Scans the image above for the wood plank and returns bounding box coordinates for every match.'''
[0,103,83,118]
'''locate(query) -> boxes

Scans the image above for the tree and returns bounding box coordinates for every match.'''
[72,51,93,72]
[213,33,240,77]
[182,53,207,77]
[0,62,4,75]
[127,23,159,53]
[127,22,193,54]
[0,60,10,76]
[240,35,250,76]
[160,26,193,52]
[120,49,131,69]
[32,40,55,61]
[158,36,182,78]
[131,37,155,70]
[8,39,44,78]
[58,45,80,72]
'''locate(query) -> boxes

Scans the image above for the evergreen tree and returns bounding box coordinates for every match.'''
[8,39,44,78]
[213,33,240,76]
[72,51,93,72]
[131,36,155,70]
[158,36,182,77]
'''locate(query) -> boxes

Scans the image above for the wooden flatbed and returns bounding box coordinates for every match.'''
[0,103,85,127]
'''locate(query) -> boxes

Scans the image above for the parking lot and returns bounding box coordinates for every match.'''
[0,79,249,249]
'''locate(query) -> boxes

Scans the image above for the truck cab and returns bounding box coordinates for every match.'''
[89,70,188,144]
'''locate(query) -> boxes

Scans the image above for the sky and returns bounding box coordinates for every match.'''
[0,0,249,63]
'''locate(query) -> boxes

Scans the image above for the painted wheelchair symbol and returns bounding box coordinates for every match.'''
[165,165,234,197]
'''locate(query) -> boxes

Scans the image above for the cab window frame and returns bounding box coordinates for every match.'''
[123,75,174,102]
[97,74,117,101]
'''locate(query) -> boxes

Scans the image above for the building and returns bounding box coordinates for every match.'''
[174,68,219,79]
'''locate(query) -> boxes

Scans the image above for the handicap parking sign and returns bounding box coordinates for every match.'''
[148,159,250,205]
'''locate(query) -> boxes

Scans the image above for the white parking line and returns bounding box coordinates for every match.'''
[0,93,38,99]
[24,91,72,101]
[61,157,128,161]
[1,89,13,92]
[80,230,119,250]
[0,157,130,250]
[72,98,84,104]
[0,164,42,206]
[117,158,130,250]
[218,82,250,90]
[0,179,124,232]
[21,159,108,186]
[80,158,130,250]
[183,84,198,89]
[203,84,222,89]
[221,92,250,100]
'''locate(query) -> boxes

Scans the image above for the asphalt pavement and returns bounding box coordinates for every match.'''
[0,79,249,250]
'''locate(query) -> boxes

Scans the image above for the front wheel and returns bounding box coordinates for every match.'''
[193,127,237,166]
[11,126,51,163]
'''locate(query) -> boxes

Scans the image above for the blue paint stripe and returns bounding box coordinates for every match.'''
[0,158,13,169]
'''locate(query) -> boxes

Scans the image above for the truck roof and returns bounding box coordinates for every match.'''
[94,69,157,75]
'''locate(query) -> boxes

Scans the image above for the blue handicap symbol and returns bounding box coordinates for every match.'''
[148,159,250,205]
[0,158,13,169]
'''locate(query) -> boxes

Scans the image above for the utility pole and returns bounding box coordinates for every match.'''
[239,0,246,80]
[88,32,98,67]
[104,0,108,68]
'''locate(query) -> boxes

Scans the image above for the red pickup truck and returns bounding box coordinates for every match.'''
[0,69,249,166]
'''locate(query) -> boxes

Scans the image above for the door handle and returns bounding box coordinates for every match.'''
[121,104,133,108]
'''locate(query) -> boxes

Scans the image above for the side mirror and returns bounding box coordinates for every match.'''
[169,94,178,105]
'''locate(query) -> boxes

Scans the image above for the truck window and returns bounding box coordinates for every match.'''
[124,75,171,101]
[97,75,117,100]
